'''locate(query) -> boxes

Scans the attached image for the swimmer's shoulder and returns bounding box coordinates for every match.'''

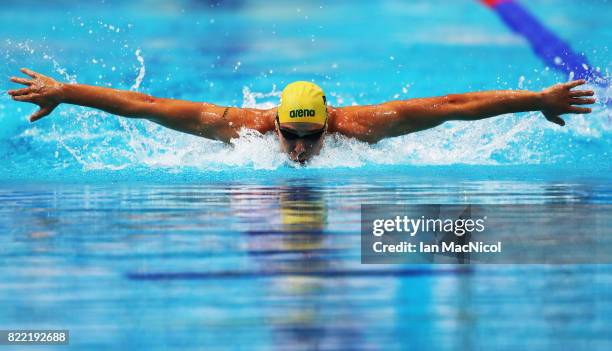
[327,105,383,143]
[224,105,276,134]
[327,105,357,134]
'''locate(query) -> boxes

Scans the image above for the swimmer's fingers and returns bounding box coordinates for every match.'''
[20,68,41,79]
[10,77,33,86]
[570,90,595,97]
[568,106,592,114]
[7,87,32,96]
[10,93,37,102]
[549,117,565,126]
[29,106,53,122]
[10,92,55,121]
[563,79,586,89]
[543,113,565,126]
[11,94,33,102]
[569,97,596,105]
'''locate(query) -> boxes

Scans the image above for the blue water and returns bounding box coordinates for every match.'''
[1,0,611,350]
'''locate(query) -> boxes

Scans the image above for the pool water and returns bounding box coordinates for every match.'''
[2,173,612,350]
[1,0,611,350]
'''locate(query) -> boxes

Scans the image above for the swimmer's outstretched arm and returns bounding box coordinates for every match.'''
[330,80,596,143]
[7,68,275,142]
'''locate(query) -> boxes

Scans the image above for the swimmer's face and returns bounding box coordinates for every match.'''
[275,116,326,164]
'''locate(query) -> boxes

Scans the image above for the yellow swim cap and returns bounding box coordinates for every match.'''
[278,81,327,126]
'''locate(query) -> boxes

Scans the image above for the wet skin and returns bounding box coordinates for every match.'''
[8,68,597,163]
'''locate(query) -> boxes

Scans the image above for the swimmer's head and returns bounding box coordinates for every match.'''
[275,81,328,164]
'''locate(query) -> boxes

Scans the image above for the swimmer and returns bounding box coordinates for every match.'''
[8,68,596,163]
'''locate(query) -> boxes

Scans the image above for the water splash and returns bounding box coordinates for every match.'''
[241,85,280,108]
[129,49,145,91]
[1,37,610,174]
[3,78,611,173]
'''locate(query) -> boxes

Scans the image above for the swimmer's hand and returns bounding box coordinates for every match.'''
[540,79,595,126]
[332,79,597,142]
[7,68,273,141]
[8,68,63,122]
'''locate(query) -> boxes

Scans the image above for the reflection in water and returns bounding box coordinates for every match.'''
[0,181,611,350]
[244,186,362,349]
[275,187,330,349]
[231,185,350,348]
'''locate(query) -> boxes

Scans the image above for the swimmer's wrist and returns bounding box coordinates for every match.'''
[56,83,68,103]
[533,91,545,109]
[57,83,78,104]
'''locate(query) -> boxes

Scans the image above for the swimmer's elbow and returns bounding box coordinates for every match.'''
[439,94,473,120]
[363,134,385,144]
[115,94,158,119]
[352,129,386,144]
[133,95,161,117]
